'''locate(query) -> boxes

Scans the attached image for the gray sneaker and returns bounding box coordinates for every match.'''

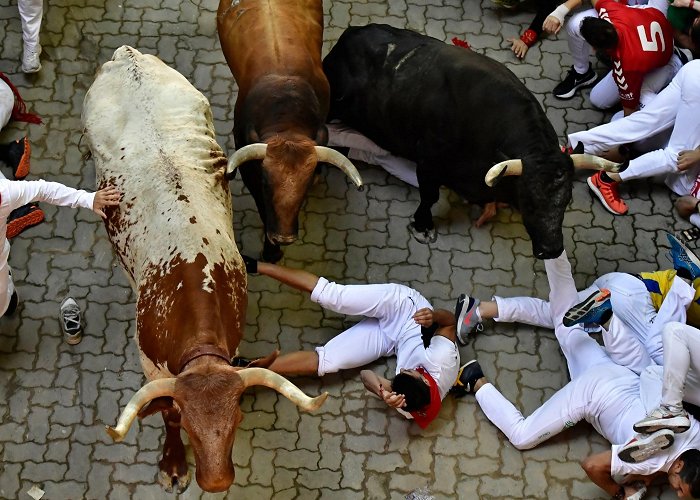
[60,297,83,345]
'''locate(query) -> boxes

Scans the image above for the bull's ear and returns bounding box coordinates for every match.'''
[246,124,260,143]
[314,125,329,146]
[137,396,174,419]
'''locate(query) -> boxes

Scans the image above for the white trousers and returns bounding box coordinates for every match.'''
[0,169,15,316]
[0,79,14,129]
[18,0,43,51]
[326,122,419,188]
[311,278,430,375]
[569,60,700,196]
[661,322,700,409]
[475,252,650,448]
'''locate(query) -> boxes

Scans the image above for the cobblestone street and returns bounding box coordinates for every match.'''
[0,0,687,498]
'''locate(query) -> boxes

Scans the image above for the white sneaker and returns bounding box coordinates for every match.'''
[22,45,42,74]
[60,297,83,345]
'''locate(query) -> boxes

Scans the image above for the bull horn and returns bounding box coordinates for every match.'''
[315,146,364,190]
[485,159,522,187]
[570,154,622,173]
[105,378,176,442]
[238,367,329,411]
[226,143,268,175]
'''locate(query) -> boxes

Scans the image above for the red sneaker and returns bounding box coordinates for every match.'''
[587,171,628,215]
[7,203,45,238]
[6,137,31,179]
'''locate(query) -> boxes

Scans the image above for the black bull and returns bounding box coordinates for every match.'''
[323,24,574,260]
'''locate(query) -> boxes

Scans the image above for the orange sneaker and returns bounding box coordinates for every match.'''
[6,137,31,179]
[7,203,45,239]
[587,171,628,215]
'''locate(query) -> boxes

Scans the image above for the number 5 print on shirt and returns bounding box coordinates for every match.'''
[637,22,666,52]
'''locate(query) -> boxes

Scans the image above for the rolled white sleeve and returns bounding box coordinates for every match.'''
[1,179,95,215]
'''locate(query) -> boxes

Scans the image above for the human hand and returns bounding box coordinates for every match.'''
[93,185,121,218]
[413,308,434,327]
[543,15,562,34]
[678,149,700,171]
[509,37,529,58]
[379,384,406,409]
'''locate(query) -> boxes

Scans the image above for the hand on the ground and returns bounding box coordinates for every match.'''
[508,38,529,59]
[413,307,434,327]
[93,186,121,218]
[379,385,406,408]
[543,16,562,35]
[678,149,700,172]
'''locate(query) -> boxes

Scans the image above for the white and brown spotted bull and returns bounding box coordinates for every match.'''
[217,0,363,263]
[81,46,327,493]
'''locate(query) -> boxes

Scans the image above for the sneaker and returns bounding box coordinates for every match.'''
[22,44,42,74]
[617,428,675,463]
[60,297,83,345]
[587,171,628,215]
[553,65,598,99]
[6,203,45,239]
[454,294,483,346]
[3,137,31,179]
[682,227,700,243]
[634,405,691,434]
[667,232,700,281]
[563,289,612,327]
[450,360,484,398]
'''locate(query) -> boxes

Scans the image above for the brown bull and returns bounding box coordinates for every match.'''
[217,0,363,262]
[82,46,327,493]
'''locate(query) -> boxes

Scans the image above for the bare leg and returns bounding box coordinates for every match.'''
[258,262,320,294]
[267,351,319,376]
[478,301,499,320]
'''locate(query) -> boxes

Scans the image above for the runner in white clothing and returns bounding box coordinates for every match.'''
[568,60,700,217]
[236,257,460,429]
[458,250,700,498]
[0,178,120,316]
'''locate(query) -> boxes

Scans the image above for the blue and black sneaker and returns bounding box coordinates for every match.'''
[667,232,700,281]
[563,288,612,327]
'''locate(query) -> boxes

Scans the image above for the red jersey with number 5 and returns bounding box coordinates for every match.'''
[596,0,673,109]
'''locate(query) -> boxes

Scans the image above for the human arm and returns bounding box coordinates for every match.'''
[618,70,644,117]
[413,308,455,328]
[580,451,626,497]
[543,0,582,34]
[360,370,406,409]
[678,147,700,172]
[671,0,700,12]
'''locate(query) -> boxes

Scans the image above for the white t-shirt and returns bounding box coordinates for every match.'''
[0,178,95,312]
[396,332,460,399]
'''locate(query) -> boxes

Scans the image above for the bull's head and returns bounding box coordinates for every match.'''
[485,153,621,259]
[106,365,327,492]
[227,135,363,247]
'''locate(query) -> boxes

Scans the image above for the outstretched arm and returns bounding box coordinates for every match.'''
[257,261,321,294]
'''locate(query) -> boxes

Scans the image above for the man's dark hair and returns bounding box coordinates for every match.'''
[580,17,619,51]
[392,373,431,412]
[691,21,700,54]
[679,449,700,498]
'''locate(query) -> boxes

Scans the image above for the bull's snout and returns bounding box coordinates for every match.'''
[196,469,234,493]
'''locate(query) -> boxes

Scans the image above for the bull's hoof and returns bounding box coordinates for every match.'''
[408,223,437,244]
[158,468,191,493]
